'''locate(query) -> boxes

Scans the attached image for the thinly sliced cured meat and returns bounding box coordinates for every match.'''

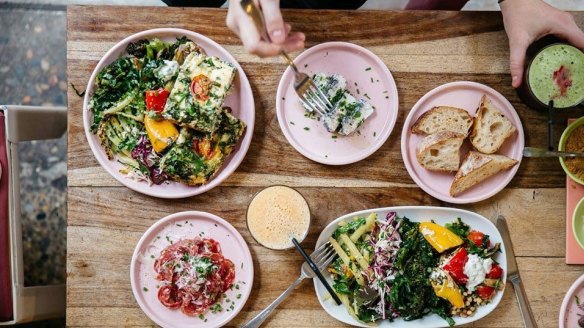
[154,237,235,316]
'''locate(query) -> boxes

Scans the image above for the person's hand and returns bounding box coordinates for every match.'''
[226,0,305,57]
[500,0,584,88]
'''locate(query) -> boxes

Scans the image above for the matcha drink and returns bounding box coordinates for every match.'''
[527,44,584,109]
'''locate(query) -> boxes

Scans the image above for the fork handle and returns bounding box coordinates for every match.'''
[241,275,305,328]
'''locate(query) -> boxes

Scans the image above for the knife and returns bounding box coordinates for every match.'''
[496,216,538,328]
[523,147,584,158]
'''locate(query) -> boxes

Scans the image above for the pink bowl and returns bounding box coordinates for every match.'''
[276,42,399,165]
[559,273,584,328]
[401,81,524,204]
[82,28,255,198]
[130,211,254,328]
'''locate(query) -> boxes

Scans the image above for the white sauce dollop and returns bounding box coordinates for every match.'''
[155,60,179,82]
[463,254,493,291]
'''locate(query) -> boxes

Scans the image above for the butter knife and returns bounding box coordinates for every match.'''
[496,216,538,328]
[523,147,584,158]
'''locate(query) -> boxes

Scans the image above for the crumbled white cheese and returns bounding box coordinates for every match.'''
[463,254,493,291]
[155,60,179,82]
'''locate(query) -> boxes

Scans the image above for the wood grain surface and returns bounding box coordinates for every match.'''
[67,6,584,328]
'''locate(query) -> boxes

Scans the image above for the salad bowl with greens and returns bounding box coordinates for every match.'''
[82,28,254,198]
[314,206,507,327]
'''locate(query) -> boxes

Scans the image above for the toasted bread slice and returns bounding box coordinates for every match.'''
[411,106,473,136]
[470,95,517,154]
[450,151,518,196]
[416,131,465,172]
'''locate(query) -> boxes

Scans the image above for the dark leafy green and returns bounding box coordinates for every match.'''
[90,57,140,132]
[390,217,455,326]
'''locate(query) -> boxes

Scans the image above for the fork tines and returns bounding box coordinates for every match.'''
[299,81,335,116]
[311,241,336,269]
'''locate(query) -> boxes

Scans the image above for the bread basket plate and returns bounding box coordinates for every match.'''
[559,273,584,328]
[314,206,507,327]
[130,211,253,328]
[82,28,255,199]
[276,42,399,165]
[401,81,524,204]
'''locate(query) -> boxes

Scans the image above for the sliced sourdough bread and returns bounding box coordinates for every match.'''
[411,106,473,136]
[450,151,518,196]
[416,131,465,172]
[470,95,517,154]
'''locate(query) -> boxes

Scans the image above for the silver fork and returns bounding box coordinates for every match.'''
[240,0,334,116]
[241,241,337,328]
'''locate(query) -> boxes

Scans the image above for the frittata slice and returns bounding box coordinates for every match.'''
[162,52,236,133]
[159,111,246,185]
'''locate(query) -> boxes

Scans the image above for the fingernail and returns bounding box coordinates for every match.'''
[272,29,283,38]
[512,75,518,82]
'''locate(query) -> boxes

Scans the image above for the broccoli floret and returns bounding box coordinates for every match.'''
[126,38,168,60]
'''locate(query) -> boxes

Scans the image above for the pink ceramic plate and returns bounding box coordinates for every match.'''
[130,211,253,328]
[276,42,399,165]
[83,28,255,198]
[560,273,584,328]
[401,81,524,204]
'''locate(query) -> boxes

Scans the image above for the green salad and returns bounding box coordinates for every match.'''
[326,212,504,326]
[88,37,245,186]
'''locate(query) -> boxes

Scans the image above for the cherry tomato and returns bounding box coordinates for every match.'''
[468,230,488,248]
[442,247,469,285]
[486,264,503,279]
[145,88,169,112]
[193,138,215,160]
[190,74,210,102]
[476,285,495,300]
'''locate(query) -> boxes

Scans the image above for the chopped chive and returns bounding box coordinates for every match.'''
[281,97,285,101]
[143,287,148,292]
[304,127,310,131]
[290,121,295,125]
[356,88,360,95]
[176,223,182,227]
[150,255,155,259]
[332,135,337,139]
[304,64,308,68]
[365,67,372,71]
[214,223,218,227]
[382,90,388,94]
[373,132,377,137]
[237,293,242,299]
[385,96,389,99]
[364,93,371,100]
[198,314,205,320]
[370,77,374,83]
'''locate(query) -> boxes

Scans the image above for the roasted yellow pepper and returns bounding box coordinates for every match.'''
[432,279,464,308]
[144,115,179,153]
[419,222,463,253]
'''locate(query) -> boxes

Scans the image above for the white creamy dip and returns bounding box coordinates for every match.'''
[463,254,493,291]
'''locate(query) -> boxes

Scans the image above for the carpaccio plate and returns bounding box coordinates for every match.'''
[83,28,255,198]
[314,206,507,327]
[401,81,524,204]
[276,42,399,165]
[130,211,253,328]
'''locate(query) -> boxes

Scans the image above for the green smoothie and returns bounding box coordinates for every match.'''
[528,44,584,108]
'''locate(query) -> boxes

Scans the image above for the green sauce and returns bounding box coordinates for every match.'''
[528,44,584,108]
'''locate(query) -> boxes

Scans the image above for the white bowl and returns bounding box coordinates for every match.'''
[313,206,507,327]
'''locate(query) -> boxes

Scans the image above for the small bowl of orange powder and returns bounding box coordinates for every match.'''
[560,117,584,185]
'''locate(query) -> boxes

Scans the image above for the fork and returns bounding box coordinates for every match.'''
[241,241,337,328]
[240,0,335,116]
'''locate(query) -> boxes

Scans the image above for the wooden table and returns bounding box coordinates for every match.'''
[67,6,584,327]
